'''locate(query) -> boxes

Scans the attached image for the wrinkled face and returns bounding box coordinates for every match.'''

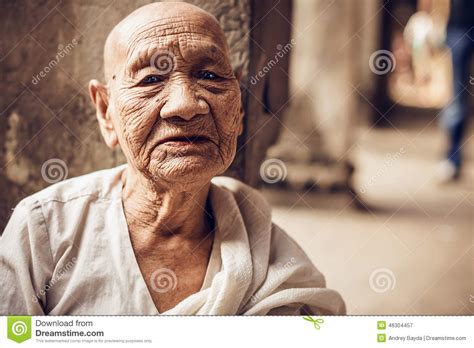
[108,16,242,185]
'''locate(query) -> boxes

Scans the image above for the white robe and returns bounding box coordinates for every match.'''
[0,165,345,315]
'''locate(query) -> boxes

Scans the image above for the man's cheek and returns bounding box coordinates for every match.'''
[118,99,158,150]
[216,95,242,139]
[214,105,241,162]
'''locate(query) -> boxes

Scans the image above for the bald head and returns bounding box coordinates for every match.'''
[103,2,228,82]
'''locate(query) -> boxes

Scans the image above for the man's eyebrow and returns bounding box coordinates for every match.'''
[126,44,230,72]
[191,48,229,67]
[126,46,161,72]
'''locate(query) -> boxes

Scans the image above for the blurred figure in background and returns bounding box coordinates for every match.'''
[438,0,474,182]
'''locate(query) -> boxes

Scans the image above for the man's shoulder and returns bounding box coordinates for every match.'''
[22,164,126,206]
[211,176,269,207]
[210,176,272,222]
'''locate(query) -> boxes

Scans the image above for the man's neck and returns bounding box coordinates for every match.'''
[121,166,213,248]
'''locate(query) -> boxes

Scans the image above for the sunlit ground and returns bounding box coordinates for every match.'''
[264,111,473,315]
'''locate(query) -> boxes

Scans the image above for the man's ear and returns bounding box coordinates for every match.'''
[88,79,118,149]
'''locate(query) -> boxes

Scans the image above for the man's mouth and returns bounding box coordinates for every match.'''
[158,135,211,147]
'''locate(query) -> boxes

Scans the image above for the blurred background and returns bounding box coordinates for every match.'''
[0,0,472,314]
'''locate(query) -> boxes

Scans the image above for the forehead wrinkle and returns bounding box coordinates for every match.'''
[125,19,228,58]
[104,3,229,82]
[129,17,223,39]
[126,39,231,76]
[127,33,227,60]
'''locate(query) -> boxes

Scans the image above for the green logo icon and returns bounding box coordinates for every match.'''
[7,316,32,343]
[377,321,386,330]
[377,333,386,343]
[303,316,324,330]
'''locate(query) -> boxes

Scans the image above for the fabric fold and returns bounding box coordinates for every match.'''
[0,165,345,315]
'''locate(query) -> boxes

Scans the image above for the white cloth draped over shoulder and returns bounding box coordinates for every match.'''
[0,165,345,315]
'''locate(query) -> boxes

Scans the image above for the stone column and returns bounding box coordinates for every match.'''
[267,0,380,190]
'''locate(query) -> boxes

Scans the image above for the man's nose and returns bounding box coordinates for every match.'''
[160,82,210,120]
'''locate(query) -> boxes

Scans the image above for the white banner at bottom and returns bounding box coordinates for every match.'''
[0,316,472,347]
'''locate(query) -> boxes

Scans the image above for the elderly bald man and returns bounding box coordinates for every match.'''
[0,2,345,315]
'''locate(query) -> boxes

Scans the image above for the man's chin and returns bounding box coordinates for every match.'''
[148,156,223,184]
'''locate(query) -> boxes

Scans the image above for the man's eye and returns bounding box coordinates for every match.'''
[198,70,220,80]
[140,75,163,85]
